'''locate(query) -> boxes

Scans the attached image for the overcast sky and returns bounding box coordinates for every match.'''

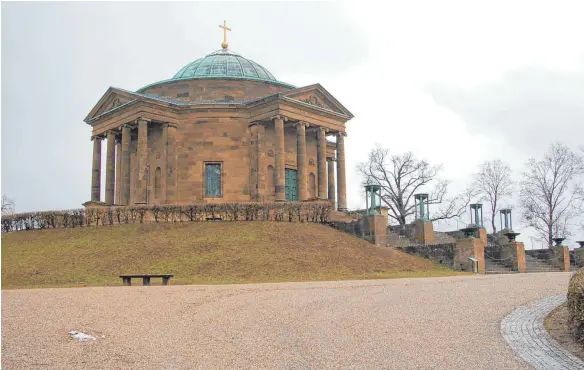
[2,1,583,246]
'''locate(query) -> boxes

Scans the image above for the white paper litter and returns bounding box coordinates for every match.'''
[69,330,96,342]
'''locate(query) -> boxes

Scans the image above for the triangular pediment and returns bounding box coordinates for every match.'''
[84,88,139,123]
[281,84,353,118]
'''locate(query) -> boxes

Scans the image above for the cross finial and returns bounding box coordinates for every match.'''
[219,20,231,49]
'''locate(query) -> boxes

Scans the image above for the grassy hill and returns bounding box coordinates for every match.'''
[1,222,459,289]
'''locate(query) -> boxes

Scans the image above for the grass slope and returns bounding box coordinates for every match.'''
[2,222,459,289]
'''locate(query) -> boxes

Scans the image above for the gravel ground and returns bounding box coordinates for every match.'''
[1,272,572,369]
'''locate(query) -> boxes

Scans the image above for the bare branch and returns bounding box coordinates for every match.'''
[520,142,584,247]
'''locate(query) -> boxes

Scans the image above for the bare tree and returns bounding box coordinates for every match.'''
[1,194,15,216]
[357,146,474,229]
[520,142,584,247]
[472,160,514,233]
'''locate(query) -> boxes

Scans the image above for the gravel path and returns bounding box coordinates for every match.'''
[501,295,584,369]
[1,273,572,369]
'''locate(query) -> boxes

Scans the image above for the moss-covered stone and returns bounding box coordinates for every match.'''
[567,267,584,345]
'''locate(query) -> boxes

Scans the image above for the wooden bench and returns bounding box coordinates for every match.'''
[119,274,174,286]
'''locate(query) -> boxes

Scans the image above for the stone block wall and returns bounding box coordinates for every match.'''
[140,79,291,103]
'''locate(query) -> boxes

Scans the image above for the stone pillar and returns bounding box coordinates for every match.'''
[121,124,132,205]
[136,118,149,204]
[414,219,435,245]
[115,136,122,204]
[455,238,485,274]
[105,130,116,204]
[274,115,286,202]
[336,132,347,211]
[91,135,102,202]
[296,121,308,201]
[327,157,336,208]
[552,246,571,271]
[363,213,389,245]
[317,127,328,199]
[166,123,178,204]
[502,241,527,273]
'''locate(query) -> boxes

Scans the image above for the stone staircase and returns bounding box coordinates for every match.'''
[484,258,517,274]
[525,255,562,273]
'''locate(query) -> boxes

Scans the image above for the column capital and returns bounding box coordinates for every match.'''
[136,117,151,124]
[293,121,309,128]
[318,126,329,133]
[90,134,104,141]
[337,131,347,137]
[163,122,178,129]
[270,114,288,122]
[121,123,135,129]
[248,121,264,127]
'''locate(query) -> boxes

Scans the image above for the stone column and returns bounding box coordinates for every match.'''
[336,131,347,210]
[166,123,178,204]
[136,118,149,204]
[317,127,328,199]
[296,121,308,201]
[327,157,336,208]
[121,124,132,205]
[115,136,122,204]
[274,115,286,201]
[91,135,102,202]
[105,130,116,204]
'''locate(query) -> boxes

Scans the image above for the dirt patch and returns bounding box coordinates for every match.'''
[545,302,584,361]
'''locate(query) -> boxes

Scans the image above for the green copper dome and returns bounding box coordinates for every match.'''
[173,49,282,84]
[137,48,295,92]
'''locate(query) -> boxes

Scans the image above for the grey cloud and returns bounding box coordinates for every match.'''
[427,67,584,156]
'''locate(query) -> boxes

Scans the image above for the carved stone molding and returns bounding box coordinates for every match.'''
[309,158,315,166]
[267,150,274,157]
[299,95,325,109]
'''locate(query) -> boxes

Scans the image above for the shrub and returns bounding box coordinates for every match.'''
[568,267,584,345]
[0,201,333,232]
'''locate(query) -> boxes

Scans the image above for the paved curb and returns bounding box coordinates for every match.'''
[501,295,584,370]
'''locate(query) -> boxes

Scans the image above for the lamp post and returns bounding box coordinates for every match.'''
[552,237,566,247]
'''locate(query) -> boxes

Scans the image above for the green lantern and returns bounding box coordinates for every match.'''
[414,193,429,221]
[365,184,382,215]
[470,204,483,227]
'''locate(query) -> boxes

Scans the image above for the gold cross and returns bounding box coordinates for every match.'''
[219,20,231,49]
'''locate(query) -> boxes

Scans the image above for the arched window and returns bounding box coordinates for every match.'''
[309,172,316,199]
[154,167,162,199]
[267,165,275,195]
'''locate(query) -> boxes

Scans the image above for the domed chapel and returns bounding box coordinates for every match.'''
[84,22,353,210]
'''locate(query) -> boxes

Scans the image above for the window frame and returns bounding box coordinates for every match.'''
[203,161,223,198]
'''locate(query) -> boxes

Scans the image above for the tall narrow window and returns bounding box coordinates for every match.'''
[154,167,161,199]
[205,163,222,197]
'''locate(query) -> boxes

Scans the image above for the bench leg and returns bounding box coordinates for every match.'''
[142,277,150,286]
[162,277,170,286]
[123,277,131,286]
